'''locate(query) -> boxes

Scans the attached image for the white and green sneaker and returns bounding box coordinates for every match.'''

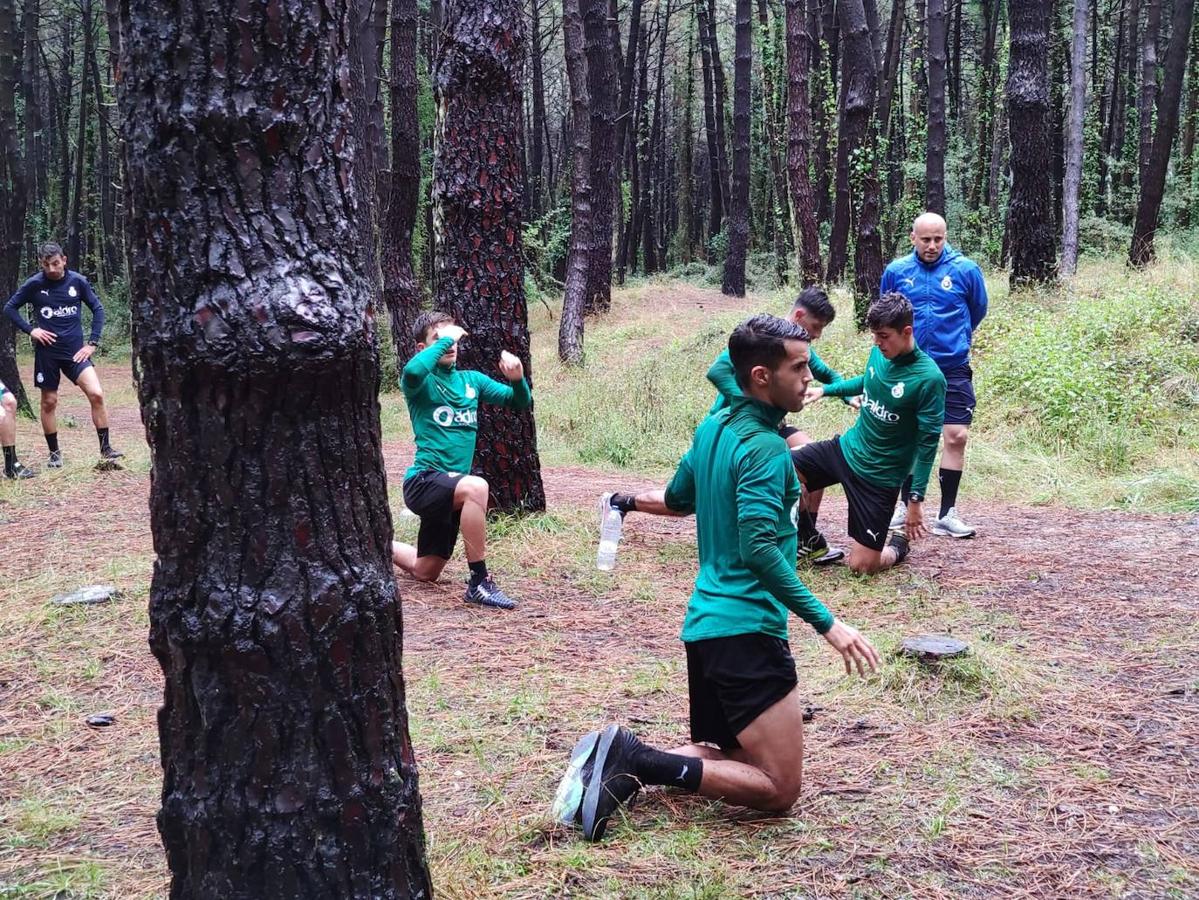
[932,507,976,538]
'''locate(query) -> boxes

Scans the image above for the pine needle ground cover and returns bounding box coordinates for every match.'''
[2,263,1197,898]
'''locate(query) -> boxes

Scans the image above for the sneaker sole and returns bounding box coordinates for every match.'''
[931,525,976,539]
[581,724,621,841]
[464,595,517,610]
[812,548,846,566]
[551,730,601,825]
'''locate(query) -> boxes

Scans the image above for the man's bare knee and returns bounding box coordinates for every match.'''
[459,475,489,504]
[1,394,15,415]
[40,395,57,413]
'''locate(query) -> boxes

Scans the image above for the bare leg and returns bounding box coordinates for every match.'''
[0,393,16,447]
[39,390,58,437]
[940,424,968,470]
[75,367,109,430]
[845,539,902,574]
[391,542,449,582]
[393,474,490,581]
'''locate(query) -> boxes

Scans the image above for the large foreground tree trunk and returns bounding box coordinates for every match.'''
[722,0,751,296]
[1060,0,1088,275]
[116,1,433,895]
[434,0,545,513]
[382,0,423,365]
[1007,0,1057,284]
[785,0,822,285]
[1130,0,1196,266]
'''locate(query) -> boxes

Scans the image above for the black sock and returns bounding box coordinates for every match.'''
[809,507,819,529]
[887,532,910,564]
[938,468,962,518]
[45,432,59,453]
[3,445,15,475]
[900,474,913,500]
[632,744,703,792]
[97,427,111,452]
[468,559,489,585]
[610,492,638,515]
[797,507,820,545]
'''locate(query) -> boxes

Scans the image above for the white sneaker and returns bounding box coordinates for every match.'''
[932,507,977,538]
[888,501,907,531]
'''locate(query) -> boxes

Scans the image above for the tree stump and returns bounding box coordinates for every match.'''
[899,634,969,663]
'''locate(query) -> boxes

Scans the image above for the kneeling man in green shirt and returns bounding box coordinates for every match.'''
[391,311,532,610]
[553,314,880,841]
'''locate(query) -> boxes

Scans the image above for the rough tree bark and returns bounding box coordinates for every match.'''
[925,0,948,215]
[1007,0,1058,284]
[1130,0,1195,265]
[1137,0,1162,185]
[1179,20,1199,228]
[812,0,835,227]
[559,0,593,364]
[528,0,547,217]
[434,0,545,512]
[723,0,751,296]
[851,0,883,323]
[66,0,93,264]
[786,0,823,285]
[1061,0,1088,275]
[583,0,617,313]
[973,0,1002,209]
[382,0,422,365]
[706,0,734,232]
[0,0,30,413]
[115,0,433,895]
[698,1,723,241]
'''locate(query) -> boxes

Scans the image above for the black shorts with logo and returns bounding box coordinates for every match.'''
[941,363,976,425]
[34,343,93,392]
[791,436,900,551]
[685,632,799,750]
[402,469,465,560]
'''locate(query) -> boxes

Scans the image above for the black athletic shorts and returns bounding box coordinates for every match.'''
[685,632,799,750]
[778,424,801,441]
[34,344,93,392]
[402,469,465,560]
[941,364,976,426]
[791,436,900,551]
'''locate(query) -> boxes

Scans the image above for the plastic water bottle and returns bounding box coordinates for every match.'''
[596,508,623,571]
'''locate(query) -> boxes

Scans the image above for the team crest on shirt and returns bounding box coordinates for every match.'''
[891,382,905,399]
[36,372,44,384]
[940,275,953,290]
[465,384,477,400]
[790,500,800,528]
[68,285,78,298]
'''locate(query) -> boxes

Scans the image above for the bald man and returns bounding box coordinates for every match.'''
[880,213,988,539]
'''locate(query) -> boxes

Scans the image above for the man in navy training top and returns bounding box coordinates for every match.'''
[880,212,988,538]
[4,242,123,467]
[0,379,35,479]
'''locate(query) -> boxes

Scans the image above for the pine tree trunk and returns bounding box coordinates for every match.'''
[1008,0,1058,284]
[115,0,433,893]
[678,16,696,262]
[757,0,794,265]
[1130,0,1195,265]
[88,33,119,281]
[1179,22,1199,228]
[852,0,882,324]
[1137,0,1162,184]
[925,0,948,215]
[560,0,592,364]
[950,0,962,120]
[55,15,72,234]
[583,0,618,313]
[1061,0,1088,275]
[1117,0,1141,199]
[528,0,547,218]
[382,0,422,365]
[786,0,823,284]
[434,0,545,512]
[1097,0,1125,215]
[698,2,723,242]
[813,0,836,225]
[876,0,904,248]
[707,0,734,232]
[0,0,30,414]
[723,0,752,296]
[66,0,92,264]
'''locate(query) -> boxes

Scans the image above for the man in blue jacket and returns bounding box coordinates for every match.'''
[880,213,988,539]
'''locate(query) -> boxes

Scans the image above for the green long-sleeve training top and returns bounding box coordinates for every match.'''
[706,346,843,416]
[401,336,532,480]
[665,395,834,643]
[820,345,946,497]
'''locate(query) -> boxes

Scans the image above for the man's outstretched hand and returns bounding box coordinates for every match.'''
[436,323,468,344]
[822,619,881,677]
[498,350,524,382]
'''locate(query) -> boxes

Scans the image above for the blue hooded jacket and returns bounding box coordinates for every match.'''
[880,243,988,370]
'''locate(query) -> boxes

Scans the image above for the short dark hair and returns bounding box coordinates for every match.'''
[793,286,835,324]
[866,292,914,331]
[38,241,64,260]
[728,314,811,390]
[412,310,454,344]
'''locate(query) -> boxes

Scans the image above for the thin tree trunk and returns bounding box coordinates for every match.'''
[707,0,734,228]
[67,0,93,263]
[1097,0,1126,215]
[583,0,618,313]
[827,51,852,282]
[528,0,547,217]
[0,0,30,413]
[678,15,696,262]
[1061,0,1089,274]
[1137,0,1162,184]
[723,0,752,296]
[786,0,823,284]
[115,0,433,891]
[88,32,119,281]
[1130,0,1195,265]
[1118,0,1141,198]
[1008,0,1058,284]
[382,0,421,365]
[853,0,883,323]
[876,0,904,248]
[55,14,72,233]
[698,1,723,241]
[434,0,545,512]
[560,0,592,364]
[757,0,793,264]
[926,0,948,214]
[813,0,835,225]
[1179,20,1199,228]
[950,0,962,119]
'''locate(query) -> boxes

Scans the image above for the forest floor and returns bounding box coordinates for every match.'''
[1,283,1198,899]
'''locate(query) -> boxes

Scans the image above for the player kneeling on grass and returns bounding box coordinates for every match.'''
[553,314,880,842]
[390,311,532,610]
[1,379,35,480]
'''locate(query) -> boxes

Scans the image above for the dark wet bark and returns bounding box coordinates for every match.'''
[115,0,433,895]
[583,0,617,313]
[434,0,545,512]
[1008,0,1058,284]
[722,0,751,296]
[1130,0,1195,265]
[560,0,592,364]
[698,1,723,241]
[706,0,733,234]
[925,0,947,215]
[1137,0,1162,185]
[528,0,547,217]
[786,0,823,285]
[0,0,30,413]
